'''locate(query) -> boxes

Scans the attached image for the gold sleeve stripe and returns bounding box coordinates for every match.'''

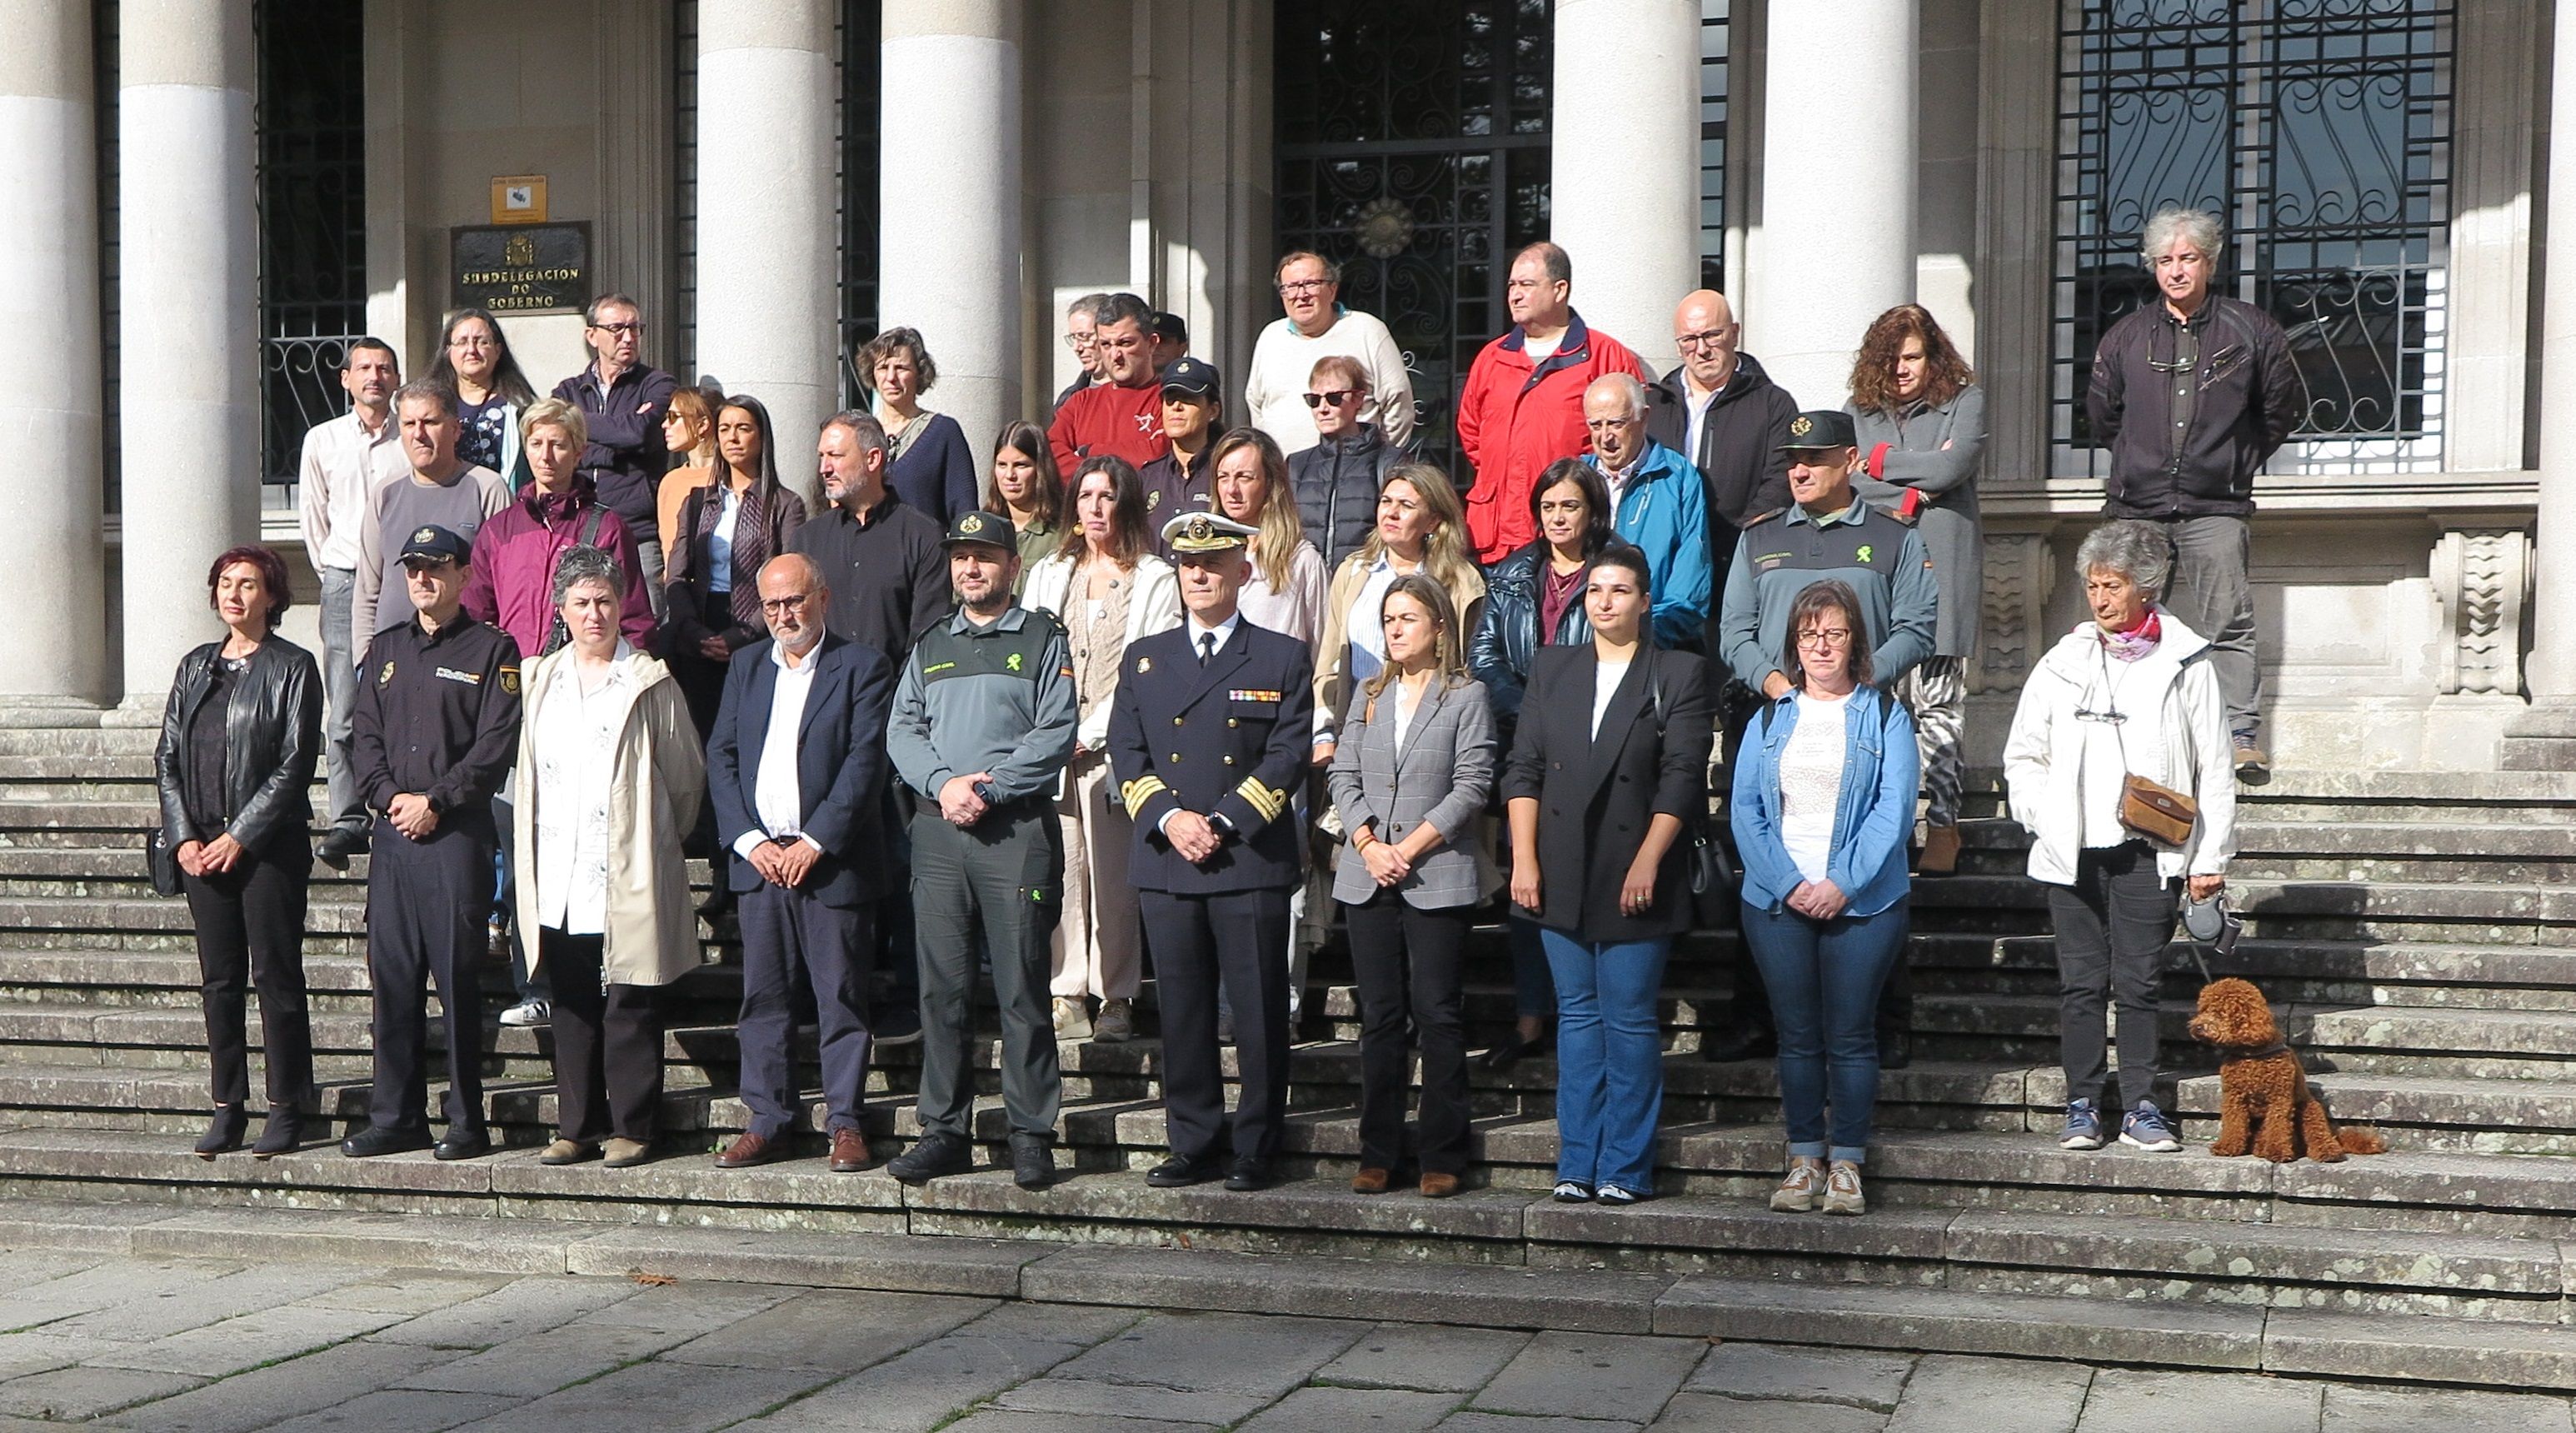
[1119,776,1169,817]
[1235,777,1287,824]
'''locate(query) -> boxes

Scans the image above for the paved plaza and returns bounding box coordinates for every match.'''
[0,1241,2566,1432]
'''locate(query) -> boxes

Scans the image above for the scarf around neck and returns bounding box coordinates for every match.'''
[2093,606,2163,663]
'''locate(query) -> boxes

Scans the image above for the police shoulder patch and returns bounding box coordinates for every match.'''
[378,661,396,687]
[498,666,521,694]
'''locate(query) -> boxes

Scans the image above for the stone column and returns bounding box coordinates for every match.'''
[0,2,106,716]
[696,2,837,508]
[880,0,1022,476]
[1550,0,1700,377]
[2525,2,2576,702]
[117,0,257,714]
[1753,0,1918,407]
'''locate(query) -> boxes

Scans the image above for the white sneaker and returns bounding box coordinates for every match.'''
[1052,996,1092,1040]
[1822,1161,1867,1216]
[498,1000,550,1028]
[1770,1159,1824,1212]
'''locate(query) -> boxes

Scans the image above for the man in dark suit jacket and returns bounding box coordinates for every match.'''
[704,553,898,1173]
[1108,513,1315,1191]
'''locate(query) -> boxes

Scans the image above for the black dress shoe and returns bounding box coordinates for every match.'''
[315,827,367,872]
[341,1124,432,1158]
[433,1128,492,1161]
[1223,1156,1271,1192]
[193,1106,248,1159]
[1877,1026,1914,1071]
[887,1131,973,1185]
[252,1106,304,1159]
[1480,1031,1552,1071]
[1145,1154,1218,1187]
[1700,1026,1778,1063]
[1011,1135,1055,1191]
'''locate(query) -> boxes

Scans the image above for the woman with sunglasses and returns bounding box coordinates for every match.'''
[1287,355,1405,569]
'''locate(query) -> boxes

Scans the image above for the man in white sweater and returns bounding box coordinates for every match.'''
[1243,252,1416,454]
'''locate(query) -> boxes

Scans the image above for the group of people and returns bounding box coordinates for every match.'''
[160,203,2274,1213]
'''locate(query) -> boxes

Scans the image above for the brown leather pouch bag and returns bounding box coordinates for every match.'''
[2119,773,2196,847]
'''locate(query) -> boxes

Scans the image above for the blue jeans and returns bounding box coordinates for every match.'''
[1506,913,1557,1021]
[1540,929,1670,1192]
[316,567,367,836]
[1742,898,1909,1163]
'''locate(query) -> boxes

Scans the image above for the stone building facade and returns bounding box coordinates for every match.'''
[0,0,2561,771]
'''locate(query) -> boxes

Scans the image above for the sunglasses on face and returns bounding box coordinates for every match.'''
[1303,390,1357,408]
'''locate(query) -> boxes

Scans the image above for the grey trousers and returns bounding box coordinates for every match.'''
[912,802,1064,1141]
[2159,514,2261,736]
[316,567,367,836]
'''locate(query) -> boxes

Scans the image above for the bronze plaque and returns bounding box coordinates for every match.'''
[451,222,590,314]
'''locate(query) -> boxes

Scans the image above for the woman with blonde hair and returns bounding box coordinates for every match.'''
[1021,455,1183,1044]
[1329,573,1497,1197]
[1314,462,1486,764]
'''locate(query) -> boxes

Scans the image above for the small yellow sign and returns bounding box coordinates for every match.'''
[491,175,547,225]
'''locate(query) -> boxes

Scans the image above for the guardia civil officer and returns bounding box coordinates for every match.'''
[1107,512,1315,1191]
[342,525,523,1160]
[885,511,1080,1191]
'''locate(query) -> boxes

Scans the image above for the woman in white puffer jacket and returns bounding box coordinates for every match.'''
[2003,519,2236,1158]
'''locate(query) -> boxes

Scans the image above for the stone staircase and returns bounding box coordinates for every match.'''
[7,728,2576,1384]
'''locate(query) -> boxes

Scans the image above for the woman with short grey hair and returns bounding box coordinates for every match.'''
[2002,520,2234,1156]
[512,545,706,1168]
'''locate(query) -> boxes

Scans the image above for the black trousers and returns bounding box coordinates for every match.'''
[736,881,876,1138]
[540,929,665,1144]
[182,841,314,1111]
[2051,841,2178,1110]
[365,819,490,1133]
[1343,891,1472,1175]
[1141,886,1292,1164]
[913,804,1063,1141]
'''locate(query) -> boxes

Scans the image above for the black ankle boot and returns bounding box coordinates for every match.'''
[194,1106,249,1159]
[252,1106,304,1159]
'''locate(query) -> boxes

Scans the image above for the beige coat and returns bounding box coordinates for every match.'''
[511,647,708,986]
[1313,550,1487,740]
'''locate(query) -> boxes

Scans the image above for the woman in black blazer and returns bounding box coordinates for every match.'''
[1503,545,1710,1206]
[154,545,323,1160]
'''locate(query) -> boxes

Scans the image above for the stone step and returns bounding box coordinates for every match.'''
[1913,875,2572,944]
[1952,816,2576,884]
[2175,1071,2576,1155]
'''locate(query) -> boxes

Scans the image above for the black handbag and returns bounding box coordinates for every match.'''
[147,827,183,898]
[1645,655,1738,929]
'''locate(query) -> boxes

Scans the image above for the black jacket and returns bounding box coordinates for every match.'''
[1467,540,1595,729]
[2085,294,2302,518]
[155,637,324,856]
[1502,643,1711,942]
[1645,351,1797,534]
[1290,424,1405,569]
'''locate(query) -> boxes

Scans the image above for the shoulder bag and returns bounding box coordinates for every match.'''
[2101,646,2199,848]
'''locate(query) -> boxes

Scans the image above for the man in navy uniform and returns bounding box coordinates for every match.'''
[705,552,901,1172]
[1108,512,1314,1191]
[342,524,522,1161]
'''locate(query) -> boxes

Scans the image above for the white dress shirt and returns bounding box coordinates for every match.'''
[734,638,826,858]
[296,407,407,572]
[1683,376,1725,470]
[1158,611,1244,837]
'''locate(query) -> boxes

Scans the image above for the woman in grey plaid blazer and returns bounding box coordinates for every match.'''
[1328,574,1499,1198]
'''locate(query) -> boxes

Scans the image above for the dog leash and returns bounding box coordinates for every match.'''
[2179,891,2241,984]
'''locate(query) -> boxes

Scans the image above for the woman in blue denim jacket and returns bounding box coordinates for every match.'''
[1730,580,1919,1216]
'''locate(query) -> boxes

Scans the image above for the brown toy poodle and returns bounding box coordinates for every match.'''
[2187,977,2385,1163]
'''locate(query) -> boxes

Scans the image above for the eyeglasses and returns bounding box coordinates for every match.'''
[1062,332,1095,349]
[589,321,645,336]
[1794,628,1853,649]
[1675,328,1736,352]
[449,336,493,350]
[759,593,818,615]
[1303,390,1357,408]
[1276,280,1330,297]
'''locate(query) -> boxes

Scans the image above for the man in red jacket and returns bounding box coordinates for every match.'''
[1049,292,1172,477]
[1457,242,1646,562]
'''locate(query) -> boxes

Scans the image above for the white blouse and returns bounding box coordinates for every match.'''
[532,652,633,936]
[1779,690,1852,884]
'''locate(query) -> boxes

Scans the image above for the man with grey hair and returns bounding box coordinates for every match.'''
[351,380,510,643]
[1580,372,1711,648]
[1053,292,1113,416]
[2084,205,2301,775]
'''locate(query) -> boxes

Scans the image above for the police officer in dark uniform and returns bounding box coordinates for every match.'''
[885,511,1080,1191]
[341,525,523,1159]
[1108,512,1315,1191]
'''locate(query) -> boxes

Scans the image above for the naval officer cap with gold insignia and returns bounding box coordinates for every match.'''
[397,524,472,566]
[1160,511,1260,554]
[940,509,1017,553]
[1775,409,1859,452]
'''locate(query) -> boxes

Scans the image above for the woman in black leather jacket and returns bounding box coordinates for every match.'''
[155,545,323,1159]
[1466,458,1610,1067]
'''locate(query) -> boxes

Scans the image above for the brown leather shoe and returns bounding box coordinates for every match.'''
[1350,1166,1390,1194]
[714,1131,776,1169]
[1419,1171,1460,1199]
[1917,823,1962,876]
[828,1127,874,1172]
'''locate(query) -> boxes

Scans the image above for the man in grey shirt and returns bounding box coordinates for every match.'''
[352,381,511,640]
[883,510,1078,1191]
